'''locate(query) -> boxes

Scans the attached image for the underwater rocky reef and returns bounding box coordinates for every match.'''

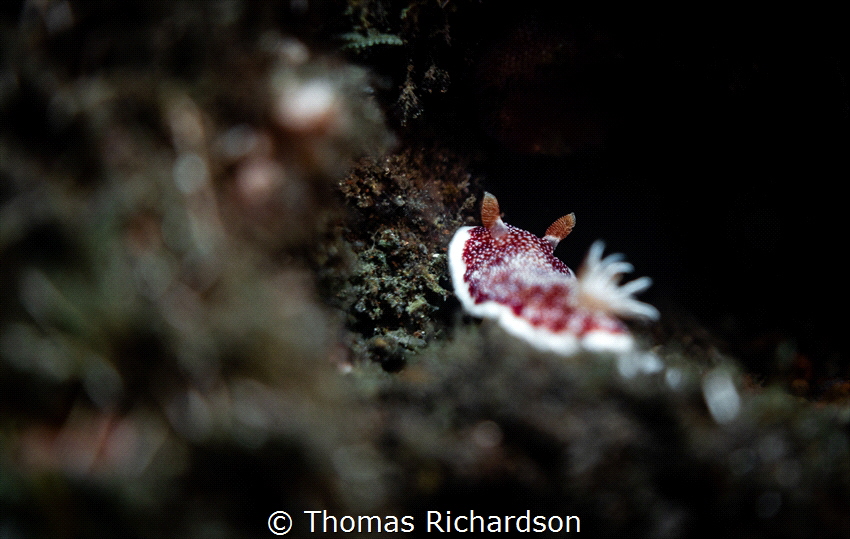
[1,2,848,538]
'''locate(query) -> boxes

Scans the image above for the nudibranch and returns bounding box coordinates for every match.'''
[448,192,659,355]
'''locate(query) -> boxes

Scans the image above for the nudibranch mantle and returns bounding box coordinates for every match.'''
[448,192,659,355]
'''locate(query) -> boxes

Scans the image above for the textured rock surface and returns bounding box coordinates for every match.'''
[2,2,848,538]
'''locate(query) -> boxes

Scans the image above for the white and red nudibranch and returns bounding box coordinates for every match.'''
[448,192,659,355]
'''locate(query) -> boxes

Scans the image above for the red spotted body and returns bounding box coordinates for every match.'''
[449,193,657,355]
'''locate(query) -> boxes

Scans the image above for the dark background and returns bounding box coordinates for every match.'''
[410,5,848,380]
[2,2,848,537]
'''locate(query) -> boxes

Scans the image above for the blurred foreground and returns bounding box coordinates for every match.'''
[2,2,849,538]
